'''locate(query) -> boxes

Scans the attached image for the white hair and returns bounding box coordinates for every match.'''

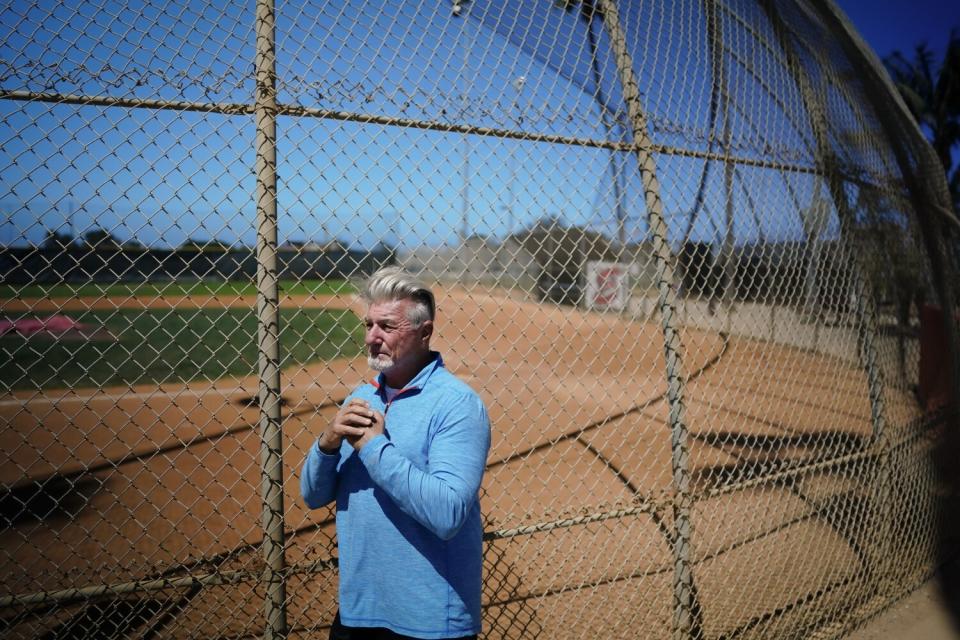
[362,267,435,327]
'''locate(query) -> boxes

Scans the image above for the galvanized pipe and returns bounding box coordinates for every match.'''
[758,0,891,597]
[710,0,739,332]
[595,1,700,638]
[0,569,256,610]
[1,88,862,178]
[585,8,628,246]
[254,0,288,637]
[757,0,888,441]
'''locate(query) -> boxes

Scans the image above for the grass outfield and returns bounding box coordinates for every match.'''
[0,278,356,300]
[1,307,363,391]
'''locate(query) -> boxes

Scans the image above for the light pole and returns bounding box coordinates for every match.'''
[507,75,526,239]
[453,1,475,247]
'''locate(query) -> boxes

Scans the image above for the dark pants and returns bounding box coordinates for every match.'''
[329,612,478,640]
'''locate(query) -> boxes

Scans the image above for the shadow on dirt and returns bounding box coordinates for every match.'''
[233,394,289,408]
[0,475,105,528]
[21,588,201,640]
[691,430,867,487]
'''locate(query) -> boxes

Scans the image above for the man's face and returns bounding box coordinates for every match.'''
[364,299,431,378]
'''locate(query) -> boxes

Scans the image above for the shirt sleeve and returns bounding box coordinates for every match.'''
[358,392,491,540]
[300,440,342,509]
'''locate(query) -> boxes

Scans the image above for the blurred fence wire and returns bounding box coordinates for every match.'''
[1,0,959,638]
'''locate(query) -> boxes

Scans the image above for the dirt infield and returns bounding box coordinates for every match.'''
[0,287,931,638]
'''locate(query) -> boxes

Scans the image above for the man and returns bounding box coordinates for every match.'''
[301,266,491,640]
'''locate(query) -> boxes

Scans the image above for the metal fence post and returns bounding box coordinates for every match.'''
[595,1,700,638]
[757,0,887,439]
[255,0,288,637]
[709,0,738,334]
[757,0,891,597]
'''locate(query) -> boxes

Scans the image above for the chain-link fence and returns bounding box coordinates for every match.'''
[2,0,959,638]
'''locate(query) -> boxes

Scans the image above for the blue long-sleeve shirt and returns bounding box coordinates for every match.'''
[301,352,491,639]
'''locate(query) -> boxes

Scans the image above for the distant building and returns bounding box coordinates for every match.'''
[399,235,537,288]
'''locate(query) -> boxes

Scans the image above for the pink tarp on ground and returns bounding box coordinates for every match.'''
[0,315,93,336]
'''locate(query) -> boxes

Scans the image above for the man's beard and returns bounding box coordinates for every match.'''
[368,354,393,371]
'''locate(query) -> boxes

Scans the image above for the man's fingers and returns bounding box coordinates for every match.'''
[339,411,374,427]
[341,398,372,413]
[332,423,368,438]
[334,401,380,448]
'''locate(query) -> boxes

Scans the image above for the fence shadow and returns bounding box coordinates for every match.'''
[0,475,106,528]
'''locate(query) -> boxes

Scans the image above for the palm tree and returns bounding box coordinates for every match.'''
[884,30,960,210]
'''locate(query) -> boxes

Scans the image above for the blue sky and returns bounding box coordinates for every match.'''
[836,0,959,187]
[1,1,957,251]
[835,0,959,60]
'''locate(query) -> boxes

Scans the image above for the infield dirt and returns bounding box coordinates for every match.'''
[0,287,930,638]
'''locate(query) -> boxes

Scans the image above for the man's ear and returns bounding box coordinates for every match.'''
[419,319,434,345]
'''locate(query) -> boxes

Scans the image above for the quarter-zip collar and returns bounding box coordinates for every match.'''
[370,351,444,411]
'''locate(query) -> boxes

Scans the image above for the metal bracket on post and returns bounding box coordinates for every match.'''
[254,0,288,637]
[594,1,700,638]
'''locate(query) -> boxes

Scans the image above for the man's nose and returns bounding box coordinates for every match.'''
[365,326,382,344]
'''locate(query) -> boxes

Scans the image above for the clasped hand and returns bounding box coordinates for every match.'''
[318,398,385,453]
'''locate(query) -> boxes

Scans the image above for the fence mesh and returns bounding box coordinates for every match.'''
[2,0,959,638]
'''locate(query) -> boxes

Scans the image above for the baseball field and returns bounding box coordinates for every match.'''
[0,281,937,639]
